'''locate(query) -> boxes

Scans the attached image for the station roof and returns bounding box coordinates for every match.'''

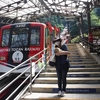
[0,0,99,24]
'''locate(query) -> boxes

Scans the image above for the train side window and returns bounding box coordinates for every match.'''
[2,29,10,46]
[30,27,40,45]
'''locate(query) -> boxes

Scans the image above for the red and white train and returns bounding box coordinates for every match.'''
[0,22,57,73]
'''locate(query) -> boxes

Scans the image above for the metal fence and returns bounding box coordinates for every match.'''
[0,48,50,100]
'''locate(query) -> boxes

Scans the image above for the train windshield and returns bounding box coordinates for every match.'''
[2,29,10,46]
[2,26,41,47]
[11,27,29,47]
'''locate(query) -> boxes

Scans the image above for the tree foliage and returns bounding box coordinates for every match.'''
[39,8,100,38]
[94,8,100,17]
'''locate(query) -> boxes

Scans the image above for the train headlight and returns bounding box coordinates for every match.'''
[0,56,6,60]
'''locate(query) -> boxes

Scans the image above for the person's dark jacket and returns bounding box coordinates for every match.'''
[55,44,70,68]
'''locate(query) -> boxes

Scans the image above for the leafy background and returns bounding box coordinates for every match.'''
[39,8,100,39]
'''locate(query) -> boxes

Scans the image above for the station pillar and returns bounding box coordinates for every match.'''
[86,2,93,52]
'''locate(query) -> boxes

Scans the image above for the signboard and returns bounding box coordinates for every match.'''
[53,88,96,93]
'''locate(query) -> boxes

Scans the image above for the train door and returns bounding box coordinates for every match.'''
[29,23,47,59]
[28,26,41,60]
[8,24,30,67]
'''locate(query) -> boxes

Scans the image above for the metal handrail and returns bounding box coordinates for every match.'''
[80,38,100,55]
[0,48,49,100]
[0,48,46,80]
[14,66,44,100]
[80,38,100,49]
[0,66,30,93]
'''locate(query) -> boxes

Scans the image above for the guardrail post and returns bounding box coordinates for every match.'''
[30,59,32,94]
[44,49,47,70]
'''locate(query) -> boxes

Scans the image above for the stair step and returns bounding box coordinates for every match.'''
[47,64,100,68]
[40,72,100,77]
[45,67,100,72]
[69,61,97,64]
[69,59,97,64]
[34,77,100,84]
[69,58,96,62]
[68,56,95,61]
[68,55,91,58]
[68,56,93,59]
[69,65,100,68]
[31,84,100,93]
[20,93,100,100]
[20,43,100,100]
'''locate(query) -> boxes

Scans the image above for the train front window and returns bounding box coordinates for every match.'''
[30,27,40,45]
[2,29,10,46]
[11,27,29,47]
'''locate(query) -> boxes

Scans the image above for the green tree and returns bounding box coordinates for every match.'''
[91,9,100,26]
[94,8,100,17]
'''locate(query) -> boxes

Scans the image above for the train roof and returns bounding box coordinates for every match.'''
[1,22,46,28]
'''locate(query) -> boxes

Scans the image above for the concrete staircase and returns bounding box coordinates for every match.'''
[20,44,100,100]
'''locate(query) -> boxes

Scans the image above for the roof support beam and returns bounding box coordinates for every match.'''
[38,0,52,13]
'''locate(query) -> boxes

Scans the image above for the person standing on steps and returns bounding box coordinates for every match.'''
[53,37,70,97]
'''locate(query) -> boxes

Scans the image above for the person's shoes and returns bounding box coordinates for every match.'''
[61,91,65,97]
[58,91,62,96]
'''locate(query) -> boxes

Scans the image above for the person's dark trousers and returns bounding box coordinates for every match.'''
[56,65,69,92]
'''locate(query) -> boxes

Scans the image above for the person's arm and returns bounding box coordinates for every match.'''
[55,47,70,56]
[59,50,70,55]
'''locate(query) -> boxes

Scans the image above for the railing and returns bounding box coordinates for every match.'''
[80,37,100,55]
[0,48,50,100]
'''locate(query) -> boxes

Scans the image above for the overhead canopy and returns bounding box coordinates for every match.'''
[0,0,99,24]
